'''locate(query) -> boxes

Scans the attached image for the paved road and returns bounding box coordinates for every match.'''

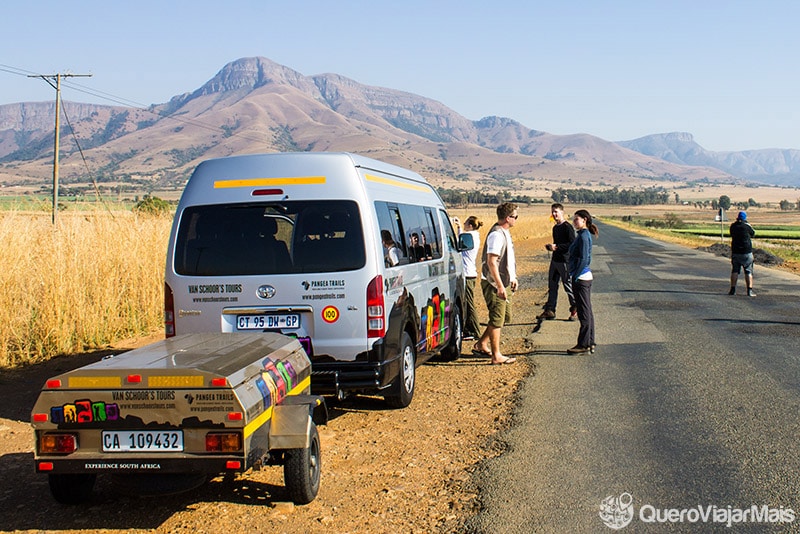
[467,222,800,533]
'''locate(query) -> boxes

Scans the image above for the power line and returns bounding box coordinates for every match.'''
[28,72,92,225]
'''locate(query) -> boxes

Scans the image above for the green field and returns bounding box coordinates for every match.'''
[672,225,800,239]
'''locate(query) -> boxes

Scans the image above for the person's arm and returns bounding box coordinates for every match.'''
[569,234,590,280]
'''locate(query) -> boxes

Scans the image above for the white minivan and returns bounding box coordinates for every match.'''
[164,152,473,408]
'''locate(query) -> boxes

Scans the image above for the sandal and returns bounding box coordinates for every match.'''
[471,346,491,357]
[491,356,517,365]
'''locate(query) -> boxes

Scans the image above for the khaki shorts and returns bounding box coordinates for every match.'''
[481,279,512,328]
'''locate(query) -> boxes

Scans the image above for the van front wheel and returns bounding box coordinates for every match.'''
[385,332,415,408]
[440,304,462,361]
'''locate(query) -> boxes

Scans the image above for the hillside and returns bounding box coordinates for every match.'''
[617,132,800,187]
[0,57,742,198]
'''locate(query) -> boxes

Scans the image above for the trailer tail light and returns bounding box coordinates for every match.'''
[211,378,227,387]
[366,275,385,338]
[33,413,48,422]
[46,379,62,389]
[205,432,242,452]
[39,433,78,454]
[164,282,175,337]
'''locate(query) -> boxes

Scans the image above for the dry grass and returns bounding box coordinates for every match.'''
[0,210,171,368]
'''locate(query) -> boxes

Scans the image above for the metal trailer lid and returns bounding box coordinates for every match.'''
[44,333,308,390]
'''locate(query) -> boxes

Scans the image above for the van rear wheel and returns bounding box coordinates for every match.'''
[440,304,462,361]
[385,332,415,408]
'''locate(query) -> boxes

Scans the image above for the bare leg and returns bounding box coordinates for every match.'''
[488,326,502,359]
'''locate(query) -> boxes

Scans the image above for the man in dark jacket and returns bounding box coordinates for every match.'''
[537,203,577,320]
[729,211,756,297]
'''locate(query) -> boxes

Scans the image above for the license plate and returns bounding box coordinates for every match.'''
[236,314,300,330]
[102,430,184,452]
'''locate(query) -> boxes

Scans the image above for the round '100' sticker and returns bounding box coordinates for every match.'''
[321,305,339,323]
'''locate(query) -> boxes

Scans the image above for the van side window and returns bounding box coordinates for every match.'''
[423,208,442,260]
[375,201,442,264]
[375,202,409,266]
[439,209,458,250]
[174,201,365,275]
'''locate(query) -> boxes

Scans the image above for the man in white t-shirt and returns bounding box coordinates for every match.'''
[472,202,518,365]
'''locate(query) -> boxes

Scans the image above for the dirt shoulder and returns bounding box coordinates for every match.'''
[0,241,549,534]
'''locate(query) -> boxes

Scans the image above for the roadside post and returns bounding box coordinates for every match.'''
[715,208,725,241]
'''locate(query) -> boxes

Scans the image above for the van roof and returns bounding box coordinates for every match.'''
[180,152,438,206]
[196,152,426,183]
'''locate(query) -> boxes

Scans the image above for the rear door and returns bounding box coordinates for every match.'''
[170,200,369,361]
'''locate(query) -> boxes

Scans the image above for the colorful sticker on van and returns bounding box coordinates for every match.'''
[419,289,451,352]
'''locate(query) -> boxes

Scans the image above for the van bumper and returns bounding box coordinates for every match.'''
[310,351,399,397]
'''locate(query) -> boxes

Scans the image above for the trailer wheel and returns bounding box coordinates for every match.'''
[440,304,462,361]
[48,473,96,504]
[385,331,415,408]
[284,421,321,505]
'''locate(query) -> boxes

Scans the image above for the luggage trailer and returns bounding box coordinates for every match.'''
[31,333,327,505]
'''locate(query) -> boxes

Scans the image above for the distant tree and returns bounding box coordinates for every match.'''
[663,212,685,228]
[674,193,680,204]
[748,198,758,207]
[133,195,173,216]
[718,195,732,210]
[779,199,794,211]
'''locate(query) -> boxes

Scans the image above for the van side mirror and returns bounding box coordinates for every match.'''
[458,233,474,251]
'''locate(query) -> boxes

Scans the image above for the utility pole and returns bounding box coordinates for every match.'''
[29,72,92,224]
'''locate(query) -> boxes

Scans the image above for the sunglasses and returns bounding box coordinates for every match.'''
[508,214,519,219]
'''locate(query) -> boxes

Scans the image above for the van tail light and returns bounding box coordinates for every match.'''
[366,275,385,338]
[164,282,175,337]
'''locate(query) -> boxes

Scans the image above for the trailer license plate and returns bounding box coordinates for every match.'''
[237,314,300,330]
[102,430,184,452]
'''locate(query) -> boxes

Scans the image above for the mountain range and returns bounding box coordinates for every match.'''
[1,56,798,197]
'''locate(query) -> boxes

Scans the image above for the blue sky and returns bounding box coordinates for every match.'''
[1,0,797,152]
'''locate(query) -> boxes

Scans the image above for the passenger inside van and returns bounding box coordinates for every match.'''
[261,217,292,272]
[419,231,434,260]
[382,230,400,267]
[409,233,422,262]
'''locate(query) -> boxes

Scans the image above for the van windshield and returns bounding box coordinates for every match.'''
[174,201,365,275]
